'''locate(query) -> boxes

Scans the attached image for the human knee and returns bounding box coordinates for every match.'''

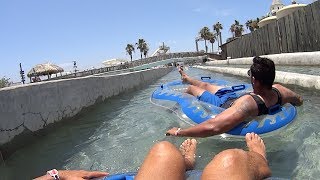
[186,85,196,93]
[214,149,247,168]
[202,82,210,89]
[187,85,195,91]
[151,141,177,154]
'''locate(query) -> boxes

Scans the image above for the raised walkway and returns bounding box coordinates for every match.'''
[207,51,320,66]
[200,51,320,90]
[195,66,320,90]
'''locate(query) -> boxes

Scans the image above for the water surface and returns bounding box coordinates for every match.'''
[1,67,319,179]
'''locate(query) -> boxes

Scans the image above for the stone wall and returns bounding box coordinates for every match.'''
[0,67,173,146]
[131,51,205,67]
[49,51,205,81]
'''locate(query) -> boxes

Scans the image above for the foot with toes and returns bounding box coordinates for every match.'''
[178,66,189,83]
[246,132,267,160]
[179,139,197,170]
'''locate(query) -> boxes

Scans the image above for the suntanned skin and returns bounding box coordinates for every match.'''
[166,68,303,137]
[35,134,271,180]
[34,170,108,180]
[136,133,271,180]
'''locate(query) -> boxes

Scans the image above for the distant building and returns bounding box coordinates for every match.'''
[102,59,128,67]
[270,0,285,15]
[151,42,170,57]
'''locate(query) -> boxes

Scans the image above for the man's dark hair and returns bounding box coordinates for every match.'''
[250,56,275,89]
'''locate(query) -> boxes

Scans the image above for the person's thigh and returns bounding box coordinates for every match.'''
[197,82,223,95]
[186,85,206,97]
[201,149,250,180]
[135,141,186,180]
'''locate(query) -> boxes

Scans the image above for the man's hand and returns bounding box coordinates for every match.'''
[166,127,180,136]
[60,170,108,180]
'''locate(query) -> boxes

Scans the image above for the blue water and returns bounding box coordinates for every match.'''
[0,67,319,179]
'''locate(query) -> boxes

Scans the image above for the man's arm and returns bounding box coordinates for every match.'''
[166,95,258,137]
[273,84,303,106]
[34,170,108,180]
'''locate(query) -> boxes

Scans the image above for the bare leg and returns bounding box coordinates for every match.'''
[201,133,271,180]
[186,85,206,97]
[136,139,197,180]
[179,68,222,94]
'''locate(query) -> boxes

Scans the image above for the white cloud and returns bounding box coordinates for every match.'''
[192,8,202,13]
[298,0,314,4]
[167,40,177,44]
[214,9,233,17]
[58,62,74,72]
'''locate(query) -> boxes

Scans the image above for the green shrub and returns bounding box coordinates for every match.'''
[0,77,11,88]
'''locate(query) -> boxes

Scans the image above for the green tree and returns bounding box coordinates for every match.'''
[230,20,244,38]
[246,20,254,32]
[136,39,146,59]
[199,26,211,53]
[125,44,135,61]
[246,18,260,32]
[208,32,216,53]
[143,43,149,58]
[213,22,223,50]
[0,76,11,88]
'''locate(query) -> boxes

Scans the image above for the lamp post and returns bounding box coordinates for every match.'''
[19,63,25,84]
[73,61,77,76]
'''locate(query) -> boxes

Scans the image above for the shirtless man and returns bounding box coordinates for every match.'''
[166,56,303,137]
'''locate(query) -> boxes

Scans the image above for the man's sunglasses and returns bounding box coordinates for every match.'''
[247,69,251,77]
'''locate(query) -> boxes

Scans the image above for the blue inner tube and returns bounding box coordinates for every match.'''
[102,170,288,180]
[102,170,202,180]
[151,77,297,136]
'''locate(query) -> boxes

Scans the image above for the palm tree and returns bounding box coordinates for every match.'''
[246,20,254,32]
[230,20,244,38]
[125,44,135,61]
[208,32,216,53]
[199,27,211,53]
[230,23,236,38]
[213,22,223,50]
[252,18,260,30]
[136,39,146,59]
[143,43,149,58]
[246,18,260,32]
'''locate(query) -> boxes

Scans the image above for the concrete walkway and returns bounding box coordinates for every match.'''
[195,66,320,90]
[207,51,320,66]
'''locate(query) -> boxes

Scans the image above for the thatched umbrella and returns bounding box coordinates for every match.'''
[27,63,64,82]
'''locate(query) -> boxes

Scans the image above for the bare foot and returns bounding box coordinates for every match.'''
[178,67,189,83]
[179,139,197,170]
[246,132,267,160]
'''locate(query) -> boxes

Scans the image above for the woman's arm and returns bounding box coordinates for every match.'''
[273,84,303,106]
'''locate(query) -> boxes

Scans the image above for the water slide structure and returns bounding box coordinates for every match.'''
[151,42,170,57]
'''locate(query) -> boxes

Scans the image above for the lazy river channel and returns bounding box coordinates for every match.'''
[1,67,319,179]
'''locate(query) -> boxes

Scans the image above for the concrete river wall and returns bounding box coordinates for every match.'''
[0,67,173,147]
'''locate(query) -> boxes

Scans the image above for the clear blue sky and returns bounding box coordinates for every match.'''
[0,0,313,82]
